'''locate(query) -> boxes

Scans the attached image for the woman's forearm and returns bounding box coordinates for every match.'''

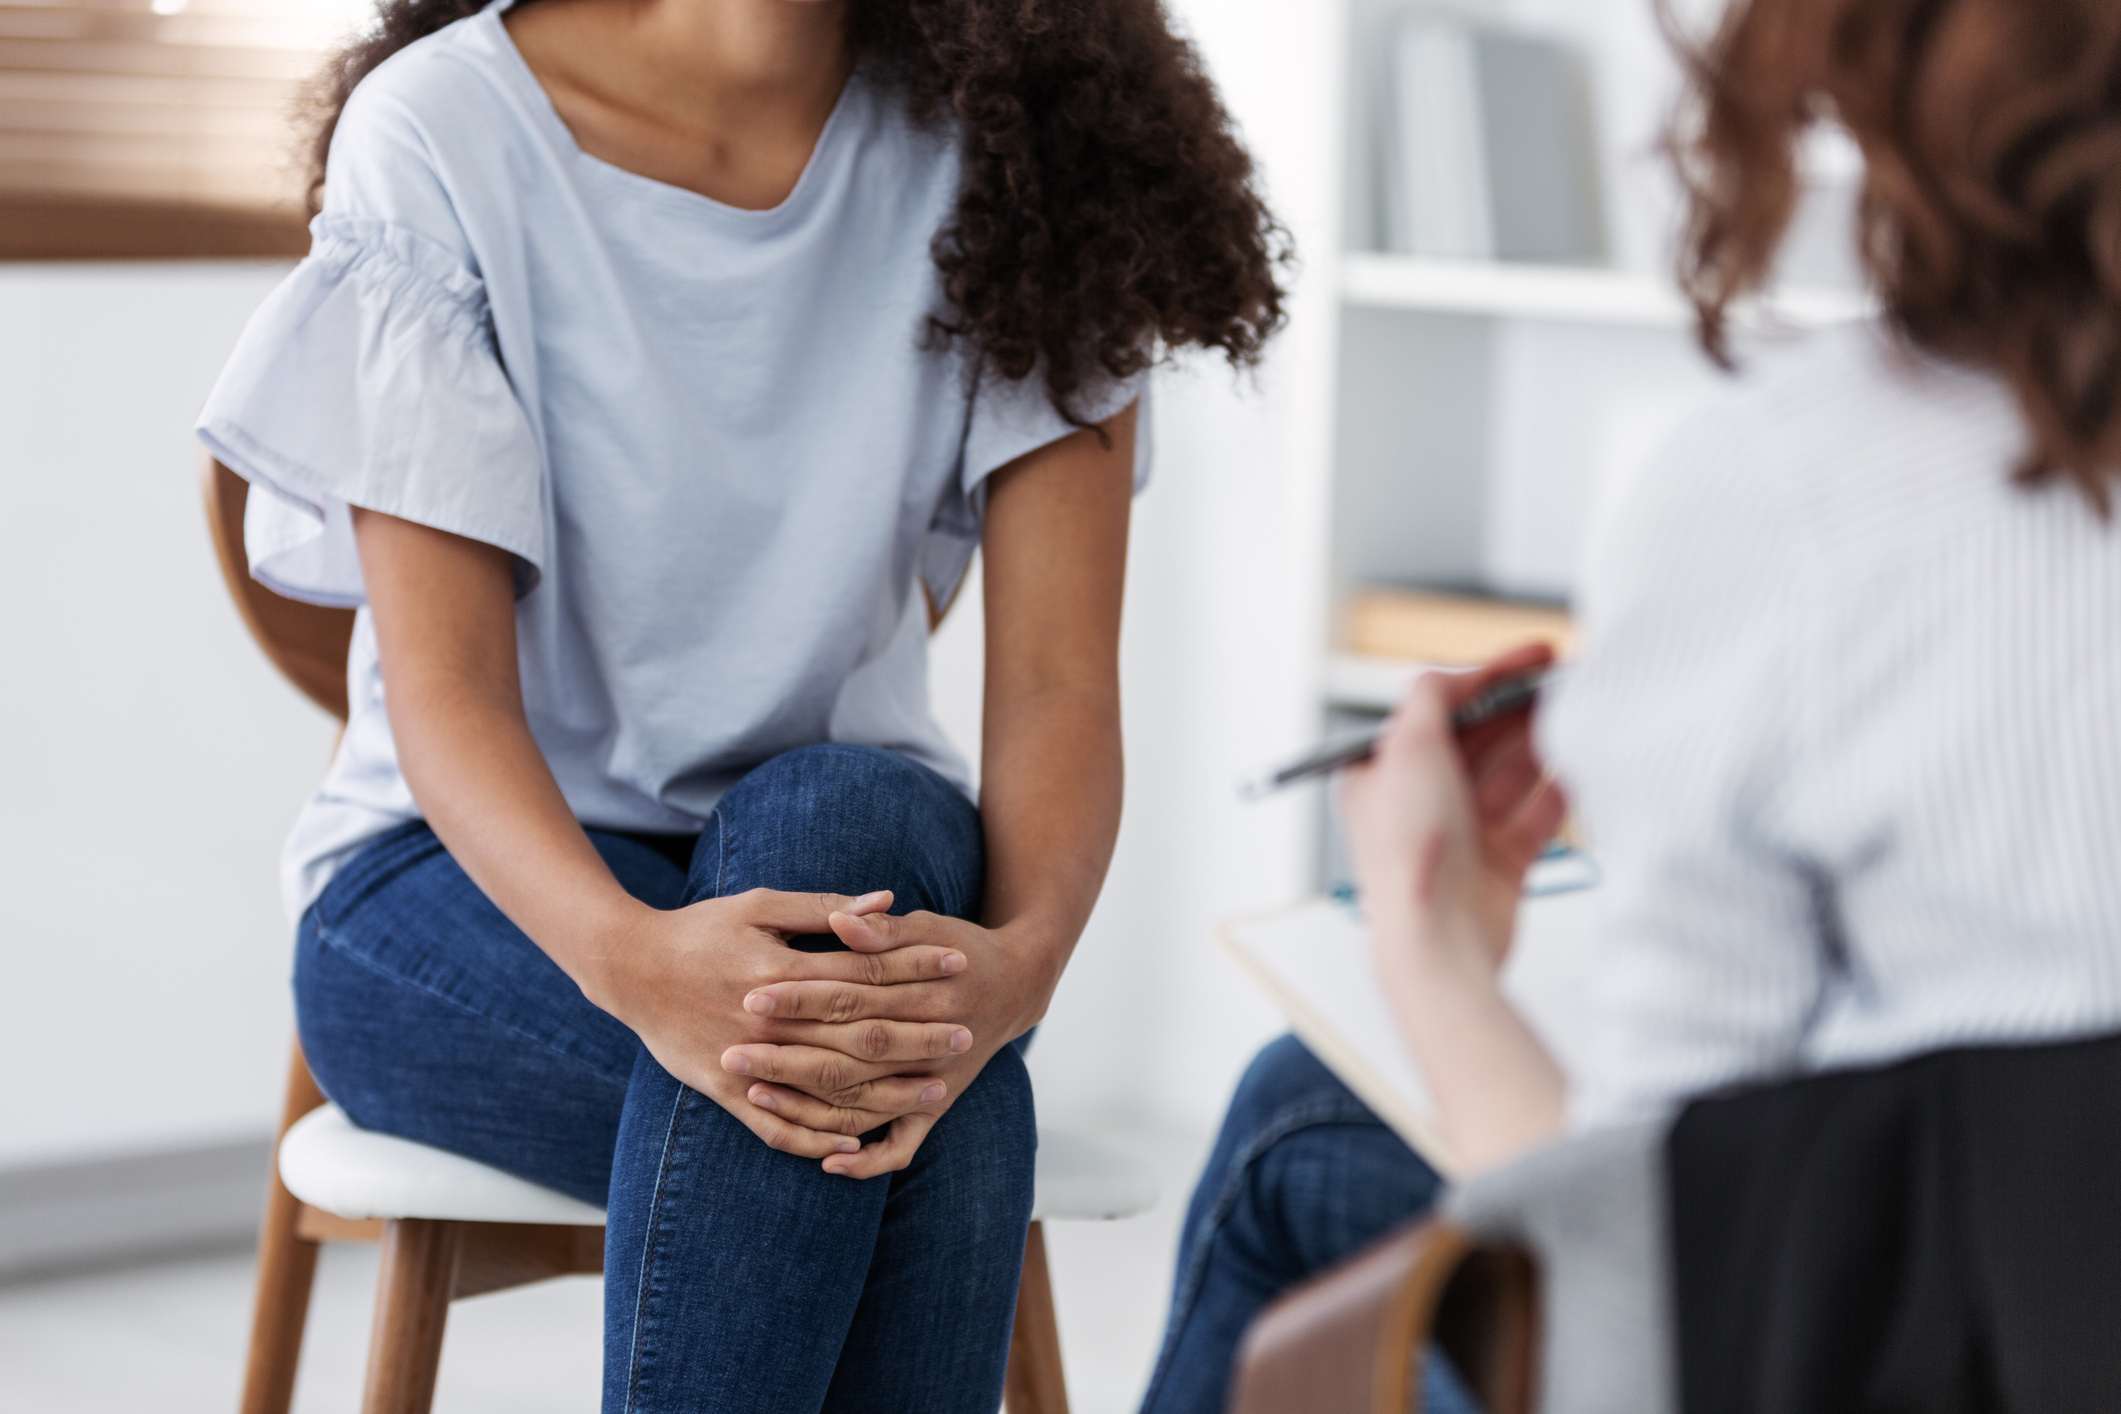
[1342,662,1573,1175]
[1371,903,1567,1174]
[352,508,643,1002]
[390,673,644,998]
[976,681,1124,1027]
[972,400,1136,1032]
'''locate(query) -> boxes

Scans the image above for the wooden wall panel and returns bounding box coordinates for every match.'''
[0,0,335,257]
[0,193,308,257]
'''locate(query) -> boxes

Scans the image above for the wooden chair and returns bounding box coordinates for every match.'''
[1224,1110,1686,1414]
[1230,1221,1544,1414]
[1227,1217,1539,1414]
[204,453,1157,1414]
[1226,1047,2121,1413]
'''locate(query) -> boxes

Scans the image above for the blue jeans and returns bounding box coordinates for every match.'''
[294,744,1037,1414]
[1139,1036,1478,1414]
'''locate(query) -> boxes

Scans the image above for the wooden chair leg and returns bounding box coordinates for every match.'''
[1004,1221,1069,1414]
[360,1219,463,1414]
[239,1045,330,1414]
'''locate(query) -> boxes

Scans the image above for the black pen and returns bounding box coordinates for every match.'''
[1237,667,1555,800]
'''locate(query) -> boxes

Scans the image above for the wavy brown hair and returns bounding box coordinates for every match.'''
[1668,0,2121,509]
[307,0,1288,423]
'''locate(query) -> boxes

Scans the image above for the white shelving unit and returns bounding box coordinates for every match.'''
[1319,254,1865,723]
[1310,0,1867,815]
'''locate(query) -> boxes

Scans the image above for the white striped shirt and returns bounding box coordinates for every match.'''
[1544,325,2121,1131]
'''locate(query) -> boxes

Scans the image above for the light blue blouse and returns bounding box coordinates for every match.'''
[197,6,1148,917]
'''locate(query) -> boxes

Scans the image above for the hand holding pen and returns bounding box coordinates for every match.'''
[1241,655,1561,799]
[1339,642,1569,960]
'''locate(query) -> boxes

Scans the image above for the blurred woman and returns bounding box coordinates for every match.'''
[1144,1,2121,1407]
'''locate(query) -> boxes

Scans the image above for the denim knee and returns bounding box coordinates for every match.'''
[722,744,962,833]
[902,1039,1037,1232]
[1210,1038,1441,1270]
[1225,1034,1373,1133]
[1141,1038,1449,1414]
[708,744,983,919]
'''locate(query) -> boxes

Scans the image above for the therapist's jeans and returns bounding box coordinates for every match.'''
[1139,1036,1478,1414]
[294,744,1035,1414]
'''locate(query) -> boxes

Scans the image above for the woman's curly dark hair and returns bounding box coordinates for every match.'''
[1667,0,2121,510]
[307,0,1290,422]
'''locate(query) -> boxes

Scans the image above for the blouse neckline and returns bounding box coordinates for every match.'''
[476,6,862,233]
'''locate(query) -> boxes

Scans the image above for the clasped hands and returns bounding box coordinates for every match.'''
[592,888,1025,1179]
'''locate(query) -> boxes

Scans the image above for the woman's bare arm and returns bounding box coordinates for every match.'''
[351,512,639,962]
[976,400,1132,992]
[1339,649,1571,1173]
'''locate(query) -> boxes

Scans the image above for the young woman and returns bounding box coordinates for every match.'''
[1144,0,2121,1408]
[198,0,1282,1408]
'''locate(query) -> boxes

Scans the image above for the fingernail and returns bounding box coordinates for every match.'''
[921,1083,945,1103]
[950,1028,972,1053]
[723,1052,751,1075]
[824,1162,848,1176]
[743,991,775,1016]
[837,1138,860,1153]
[856,891,889,908]
[940,953,967,975]
[751,1089,776,1111]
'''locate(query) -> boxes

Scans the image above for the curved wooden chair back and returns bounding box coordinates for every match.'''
[1230,1217,1540,1414]
[200,451,355,725]
[203,447,362,1412]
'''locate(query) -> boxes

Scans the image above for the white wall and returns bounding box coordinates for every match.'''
[0,262,334,1168]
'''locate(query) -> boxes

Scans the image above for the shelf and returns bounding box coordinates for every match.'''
[1340,253,1873,330]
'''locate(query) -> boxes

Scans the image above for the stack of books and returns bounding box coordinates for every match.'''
[1345,587,1573,665]
[1327,588,1573,714]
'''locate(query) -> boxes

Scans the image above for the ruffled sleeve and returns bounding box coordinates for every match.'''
[921,365,1154,609]
[197,215,545,606]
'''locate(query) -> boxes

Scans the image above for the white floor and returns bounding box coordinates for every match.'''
[0,1124,1210,1414]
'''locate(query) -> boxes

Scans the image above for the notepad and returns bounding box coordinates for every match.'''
[1219,863,1603,1180]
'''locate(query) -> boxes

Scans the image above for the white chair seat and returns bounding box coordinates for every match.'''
[280,1105,606,1225]
[1029,1128,1158,1222]
[281,1105,1157,1227]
